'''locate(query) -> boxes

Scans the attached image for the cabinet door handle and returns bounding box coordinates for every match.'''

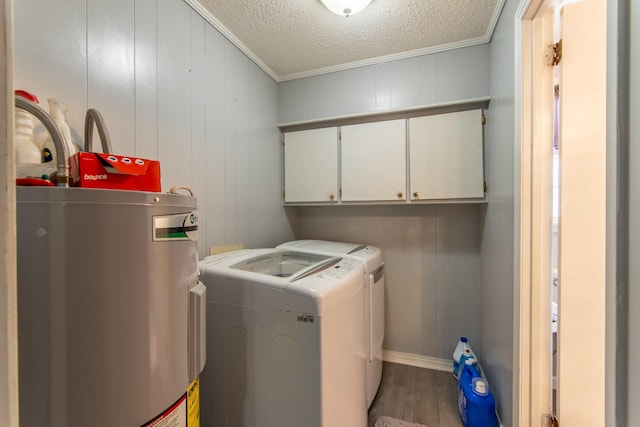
[329,194,335,201]
[413,192,419,198]
[397,192,404,199]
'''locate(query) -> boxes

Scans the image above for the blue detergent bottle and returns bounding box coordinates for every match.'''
[457,358,498,427]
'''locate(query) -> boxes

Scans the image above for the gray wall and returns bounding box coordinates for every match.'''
[481,0,518,425]
[279,44,490,124]
[278,44,490,362]
[295,205,482,358]
[14,0,294,260]
[629,0,639,423]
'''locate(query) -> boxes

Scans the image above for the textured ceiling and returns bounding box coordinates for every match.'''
[187,0,504,81]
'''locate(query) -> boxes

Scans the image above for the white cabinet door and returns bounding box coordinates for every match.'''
[409,109,484,200]
[284,127,338,203]
[341,119,406,202]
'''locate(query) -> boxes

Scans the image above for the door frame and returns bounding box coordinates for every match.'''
[518,0,609,426]
[0,0,20,426]
[516,1,555,425]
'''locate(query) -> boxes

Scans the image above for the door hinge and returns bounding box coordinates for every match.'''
[547,39,562,66]
[483,181,487,193]
[543,414,559,427]
[339,188,342,197]
[482,112,486,125]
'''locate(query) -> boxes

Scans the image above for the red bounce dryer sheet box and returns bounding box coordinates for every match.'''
[70,152,161,192]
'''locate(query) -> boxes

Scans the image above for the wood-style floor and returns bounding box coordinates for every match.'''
[368,362,463,427]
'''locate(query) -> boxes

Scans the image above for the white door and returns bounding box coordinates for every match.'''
[520,0,607,426]
[556,1,607,424]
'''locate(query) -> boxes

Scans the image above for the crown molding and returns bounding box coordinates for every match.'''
[184,0,505,83]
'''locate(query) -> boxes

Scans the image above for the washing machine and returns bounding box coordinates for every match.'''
[198,249,367,427]
[277,240,384,408]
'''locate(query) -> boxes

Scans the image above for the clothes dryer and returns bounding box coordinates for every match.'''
[198,249,367,427]
[277,240,384,408]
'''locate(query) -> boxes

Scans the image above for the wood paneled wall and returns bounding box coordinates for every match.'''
[295,205,483,360]
[627,0,640,423]
[482,0,519,423]
[278,44,489,124]
[13,0,295,259]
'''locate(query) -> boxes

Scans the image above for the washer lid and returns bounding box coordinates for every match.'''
[198,249,366,315]
[277,240,382,273]
[230,251,339,281]
[199,249,271,268]
[278,239,363,253]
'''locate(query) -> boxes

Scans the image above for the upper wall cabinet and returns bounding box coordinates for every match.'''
[284,127,338,203]
[409,110,484,200]
[280,99,488,206]
[341,119,407,202]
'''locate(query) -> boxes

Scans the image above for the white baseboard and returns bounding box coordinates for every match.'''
[382,349,453,373]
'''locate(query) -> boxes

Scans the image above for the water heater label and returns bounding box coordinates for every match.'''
[141,394,186,427]
[187,378,200,427]
[153,211,199,242]
[140,378,200,427]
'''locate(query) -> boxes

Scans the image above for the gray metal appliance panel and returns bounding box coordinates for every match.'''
[17,187,198,427]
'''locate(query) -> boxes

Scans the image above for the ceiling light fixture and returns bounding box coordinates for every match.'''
[320,0,373,17]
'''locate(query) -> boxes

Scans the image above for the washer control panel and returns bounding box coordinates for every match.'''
[316,259,359,280]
